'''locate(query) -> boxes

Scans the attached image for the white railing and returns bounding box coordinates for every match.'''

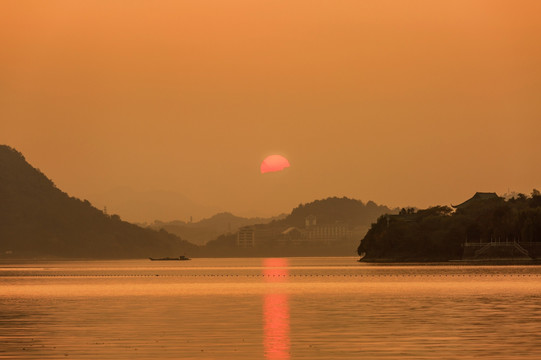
[513,242,530,257]
[467,240,534,258]
[465,240,541,246]
[474,243,492,256]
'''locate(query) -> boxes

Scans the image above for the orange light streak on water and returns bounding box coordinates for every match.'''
[263,258,290,360]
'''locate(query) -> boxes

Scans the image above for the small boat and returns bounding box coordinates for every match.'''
[149,255,191,261]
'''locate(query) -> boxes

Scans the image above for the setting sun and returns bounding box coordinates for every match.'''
[260,155,290,174]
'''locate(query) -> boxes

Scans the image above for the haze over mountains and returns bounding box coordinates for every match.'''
[1,145,400,258]
[89,187,220,223]
[148,212,286,246]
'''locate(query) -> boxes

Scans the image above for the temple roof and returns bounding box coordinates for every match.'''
[452,192,499,209]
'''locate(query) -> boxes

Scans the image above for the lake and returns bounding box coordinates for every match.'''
[1,257,541,359]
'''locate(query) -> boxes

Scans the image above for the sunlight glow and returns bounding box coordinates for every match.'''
[260,155,290,174]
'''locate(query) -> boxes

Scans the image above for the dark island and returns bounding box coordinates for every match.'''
[358,191,541,262]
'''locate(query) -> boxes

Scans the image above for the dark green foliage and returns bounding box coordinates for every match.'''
[0,145,198,259]
[359,194,541,261]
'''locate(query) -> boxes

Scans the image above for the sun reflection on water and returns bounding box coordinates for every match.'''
[263,258,290,360]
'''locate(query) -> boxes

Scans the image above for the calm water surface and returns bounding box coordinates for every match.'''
[1,257,541,359]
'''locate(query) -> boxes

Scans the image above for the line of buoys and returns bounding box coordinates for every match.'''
[5,272,541,279]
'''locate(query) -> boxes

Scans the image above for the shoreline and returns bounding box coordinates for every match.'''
[360,258,541,265]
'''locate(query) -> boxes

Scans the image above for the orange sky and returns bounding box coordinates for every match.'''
[1,1,540,222]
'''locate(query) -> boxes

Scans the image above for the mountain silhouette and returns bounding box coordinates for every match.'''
[0,145,197,259]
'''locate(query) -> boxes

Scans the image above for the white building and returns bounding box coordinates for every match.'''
[237,226,255,248]
[305,216,348,242]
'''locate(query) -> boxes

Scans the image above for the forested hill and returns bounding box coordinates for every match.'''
[0,145,198,259]
[279,197,395,228]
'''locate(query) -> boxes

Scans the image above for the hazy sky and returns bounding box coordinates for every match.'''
[1,1,540,222]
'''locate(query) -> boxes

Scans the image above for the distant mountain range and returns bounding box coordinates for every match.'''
[148,212,286,245]
[202,196,397,256]
[88,187,220,224]
[0,145,197,259]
